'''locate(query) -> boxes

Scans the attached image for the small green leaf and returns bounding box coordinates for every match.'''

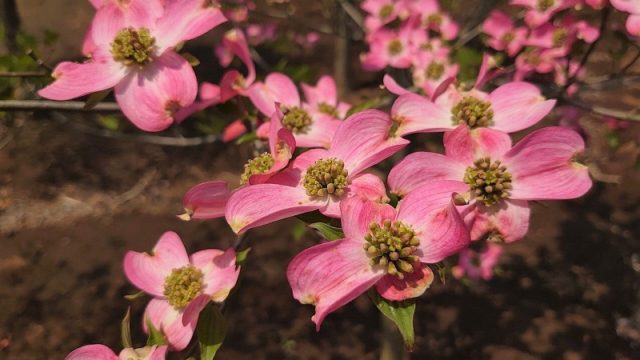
[345,98,380,117]
[146,318,167,346]
[235,247,252,266]
[295,210,338,225]
[291,220,308,241]
[434,262,447,284]
[182,52,200,67]
[367,290,416,350]
[308,222,344,241]
[84,89,111,110]
[235,132,257,145]
[124,291,145,301]
[121,307,133,349]
[197,303,227,360]
[97,115,121,131]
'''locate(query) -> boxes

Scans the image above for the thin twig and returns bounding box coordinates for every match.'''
[562,95,640,122]
[337,0,364,31]
[0,100,121,112]
[0,71,49,77]
[620,49,640,74]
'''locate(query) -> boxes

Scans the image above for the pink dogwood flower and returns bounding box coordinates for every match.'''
[526,14,599,56]
[181,109,296,220]
[361,25,415,71]
[511,0,580,27]
[123,232,240,350]
[362,0,408,31]
[66,344,167,360]
[218,28,257,102]
[388,125,592,242]
[250,73,343,148]
[514,47,563,80]
[410,0,459,40]
[390,79,555,136]
[482,10,528,57]
[225,109,409,234]
[611,0,640,36]
[39,0,226,132]
[301,75,351,120]
[411,51,460,98]
[452,243,503,281]
[287,183,470,329]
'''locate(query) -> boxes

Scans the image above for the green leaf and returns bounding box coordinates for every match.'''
[454,47,483,84]
[295,210,338,225]
[197,303,227,360]
[367,290,416,350]
[124,291,145,301]
[146,318,167,346]
[84,89,112,110]
[97,115,121,131]
[345,98,380,117]
[235,132,257,145]
[308,222,344,241]
[291,220,308,241]
[121,307,133,349]
[235,247,252,266]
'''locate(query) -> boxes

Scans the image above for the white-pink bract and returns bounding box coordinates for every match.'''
[39,0,226,132]
[287,184,470,329]
[388,124,592,242]
[65,343,167,360]
[123,232,240,350]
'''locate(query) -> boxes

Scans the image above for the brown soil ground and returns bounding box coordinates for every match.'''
[2,1,640,360]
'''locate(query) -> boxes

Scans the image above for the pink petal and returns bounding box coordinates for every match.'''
[143,298,195,351]
[191,248,240,302]
[444,125,513,164]
[302,75,337,106]
[115,51,197,132]
[431,76,456,102]
[294,113,341,148]
[627,14,640,36]
[375,264,434,301]
[489,82,556,133]
[225,184,325,234]
[223,28,256,86]
[154,0,227,51]
[340,196,397,243]
[287,239,384,330]
[611,0,640,13]
[329,109,409,176]
[38,58,126,101]
[471,200,531,243]
[249,109,296,184]
[348,172,390,203]
[475,53,495,89]
[89,0,104,8]
[503,127,592,200]
[222,119,248,142]
[182,181,231,220]
[387,152,466,196]
[123,231,190,296]
[397,181,471,263]
[248,73,300,116]
[65,344,118,360]
[383,74,412,96]
[147,346,169,360]
[391,93,453,136]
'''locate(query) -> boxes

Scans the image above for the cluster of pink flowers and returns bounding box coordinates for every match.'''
[360,0,460,98]
[483,0,602,91]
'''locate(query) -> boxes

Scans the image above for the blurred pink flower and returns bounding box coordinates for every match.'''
[482,10,528,56]
[287,187,470,329]
[611,0,640,36]
[511,0,580,27]
[452,243,503,281]
[123,232,240,350]
[526,14,599,56]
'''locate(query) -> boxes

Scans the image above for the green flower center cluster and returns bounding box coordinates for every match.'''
[163,265,204,310]
[552,28,568,47]
[303,158,348,197]
[111,27,156,66]
[425,61,445,80]
[537,0,555,11]
[317,102,340,118]
[379,4,394,18]
[427,13,443,27]
[282,106,312,134]
[463,157,513,206]
[364,220,420,279]
[451,96,495,129]
[501,31,515,44]
[240,152,274,184]
[387,40,403,56]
